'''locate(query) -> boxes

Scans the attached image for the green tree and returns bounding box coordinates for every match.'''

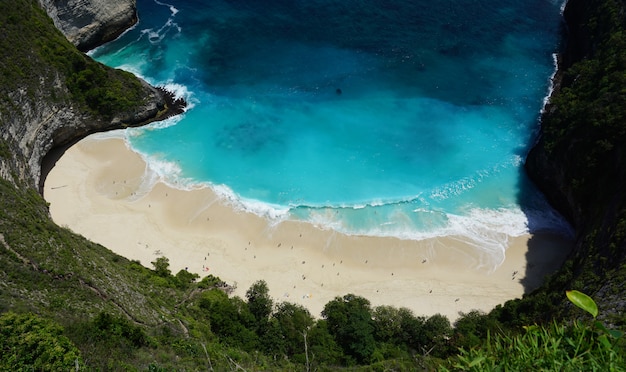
[423,313,453,357]
[397,307,428,350]
[452,310,499,350]
[273,302,315,359]
[308,320,343,366]
[91,312,149,349]
[0,312,82,370]
[246,280,282,355]
[246,280,273,326]
[65,312,151,369]
[322,294,377,364]
[372,305,402,343]
[175,269,200,289]
[372,305,428,353]
[151,256,171,277]
[198,289,258,351]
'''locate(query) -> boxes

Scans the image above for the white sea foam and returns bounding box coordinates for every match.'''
[154,0,179,16]
[212,184,291,221]
[541,53,560,114]
[135,153,179,178]
[84,0,570,273]
[140,1,181,45]
[161,81,197,111]
[114,63,146,79]
[430,171,486,201]
[305,210,348,232]
[86,21,139,57]
[89,130,127,141]
[448,207,530,239]
[279,203,537,270]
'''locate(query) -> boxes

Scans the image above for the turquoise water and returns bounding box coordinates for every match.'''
[91,0,571,248]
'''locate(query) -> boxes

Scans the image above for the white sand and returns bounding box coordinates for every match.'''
[43,135,573,321]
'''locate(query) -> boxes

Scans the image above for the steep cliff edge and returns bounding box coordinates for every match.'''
[0,0,189,334]
[0,0,179,190]
[0,0,624,367]
[37,0,137,52]
[525,0,626,321]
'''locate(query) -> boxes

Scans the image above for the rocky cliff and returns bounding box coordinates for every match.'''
[527,0,626,253]
[37,0,137,52]
[0,0,191,341]
[0,0,180,191]
[525,0,626,321]
[4,0,625,327]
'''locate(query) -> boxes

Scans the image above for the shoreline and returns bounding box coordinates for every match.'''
[43,135,573,321]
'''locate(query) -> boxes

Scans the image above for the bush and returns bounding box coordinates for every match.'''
[0,312,82,370]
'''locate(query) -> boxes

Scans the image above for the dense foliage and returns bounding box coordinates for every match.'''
[0,0,626,369]
[501,0,626,328]
[0,312,82,370]
[448,291,625,371]
[542,0,626,225]
[1,170,623,369]
[449,320,624,371]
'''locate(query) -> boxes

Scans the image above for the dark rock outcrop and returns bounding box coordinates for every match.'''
[38,0,137,51]
[527,0,626,241]
[524,0,626,321]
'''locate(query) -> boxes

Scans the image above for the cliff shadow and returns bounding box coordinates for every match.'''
[39,138,82,195]
[514,145,575,295]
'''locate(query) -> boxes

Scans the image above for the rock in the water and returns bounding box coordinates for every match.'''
[38,0,137,51]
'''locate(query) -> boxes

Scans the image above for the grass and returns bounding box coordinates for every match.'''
[448,321,625,371]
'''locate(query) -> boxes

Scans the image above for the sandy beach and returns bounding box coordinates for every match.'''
[43,134,573,321]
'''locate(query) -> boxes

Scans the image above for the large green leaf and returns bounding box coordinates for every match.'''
[566,290,598,318]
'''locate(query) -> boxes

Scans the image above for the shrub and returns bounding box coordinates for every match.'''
[448,291,625,371]
[0,312,82,370]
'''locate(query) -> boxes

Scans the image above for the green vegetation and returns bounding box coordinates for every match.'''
[542,0,626,221]
[509,0,626,328]
[0,312,82,370]
[448,291,625,371]
[0,0,148,123]
[450,320,624,371]
[1,0,626,369]
[0,175,623,370]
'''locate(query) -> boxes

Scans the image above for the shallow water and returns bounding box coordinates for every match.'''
[90,0,571,251]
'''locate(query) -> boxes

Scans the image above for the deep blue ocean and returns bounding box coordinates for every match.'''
[91,0,571,251]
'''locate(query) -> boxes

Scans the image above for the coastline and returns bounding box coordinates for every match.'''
[43,135,573,321]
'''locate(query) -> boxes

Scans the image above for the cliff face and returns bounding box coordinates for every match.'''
[525,0,626,319]
[0,0,190,337]
[37,0,137,51]
[0,0,168,190]
[1,72,165,189]
[527,0,626,246]
[525,0,593,229]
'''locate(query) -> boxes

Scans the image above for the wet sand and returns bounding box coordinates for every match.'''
[43,134,573,321]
